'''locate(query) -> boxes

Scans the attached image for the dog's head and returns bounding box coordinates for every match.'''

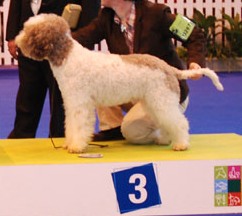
[15,13,73,66]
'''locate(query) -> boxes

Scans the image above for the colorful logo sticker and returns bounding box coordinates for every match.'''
[215,166,241,207]
[112,163,161,214]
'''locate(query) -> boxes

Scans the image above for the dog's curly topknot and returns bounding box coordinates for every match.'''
[16,13,73,66]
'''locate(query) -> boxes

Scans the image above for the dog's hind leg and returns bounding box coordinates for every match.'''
[121,102,171,145]
[143,94,190,151]
[64,104,96,153]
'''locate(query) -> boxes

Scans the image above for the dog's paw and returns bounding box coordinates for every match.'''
[67,143,87,153]
[172,143,190,151]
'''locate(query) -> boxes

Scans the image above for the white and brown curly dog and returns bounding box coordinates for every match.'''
[15,14,223,153]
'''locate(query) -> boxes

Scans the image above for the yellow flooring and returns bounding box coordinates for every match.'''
[0,133,241,166]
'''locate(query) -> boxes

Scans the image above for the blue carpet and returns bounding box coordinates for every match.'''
[186,72,242,135]
[0,67,241,138]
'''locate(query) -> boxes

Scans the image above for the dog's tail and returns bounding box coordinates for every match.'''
[174,68,224,91]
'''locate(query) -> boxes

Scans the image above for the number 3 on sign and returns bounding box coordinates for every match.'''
[112,163,161,214]
[129,174,148,204]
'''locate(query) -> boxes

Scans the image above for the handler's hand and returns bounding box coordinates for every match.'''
[8,40,18,59]
[189,62,202,80]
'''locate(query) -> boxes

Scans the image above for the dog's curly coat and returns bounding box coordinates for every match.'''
[15,14,223,153]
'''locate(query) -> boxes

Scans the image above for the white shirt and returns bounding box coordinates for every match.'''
[31,0,42,15]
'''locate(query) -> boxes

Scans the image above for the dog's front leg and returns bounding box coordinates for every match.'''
[63,105,96,153]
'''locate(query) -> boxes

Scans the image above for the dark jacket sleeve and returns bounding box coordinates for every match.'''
[160,6,206,67]
[72,8,109,48]
[77,0,100,29]
[6,0,100,41]
[6,0,23,41]
[183,26,206,67]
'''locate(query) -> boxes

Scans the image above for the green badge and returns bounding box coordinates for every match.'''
[169,14,195,41]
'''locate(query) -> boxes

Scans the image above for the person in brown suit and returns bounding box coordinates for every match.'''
[72,0,206,143]
[6,0,100,138]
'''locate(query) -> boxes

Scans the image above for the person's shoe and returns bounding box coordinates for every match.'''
[93,126,124,141]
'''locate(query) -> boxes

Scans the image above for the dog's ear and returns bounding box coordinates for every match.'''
[27,28,55,60]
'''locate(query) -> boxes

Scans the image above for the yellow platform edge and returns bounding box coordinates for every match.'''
[0,133,241,166]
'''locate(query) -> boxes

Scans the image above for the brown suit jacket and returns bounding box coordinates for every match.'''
[73,0,206,102]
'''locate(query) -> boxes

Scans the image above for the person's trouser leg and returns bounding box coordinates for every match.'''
[121,97,189,144]
[8,57,47,138]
